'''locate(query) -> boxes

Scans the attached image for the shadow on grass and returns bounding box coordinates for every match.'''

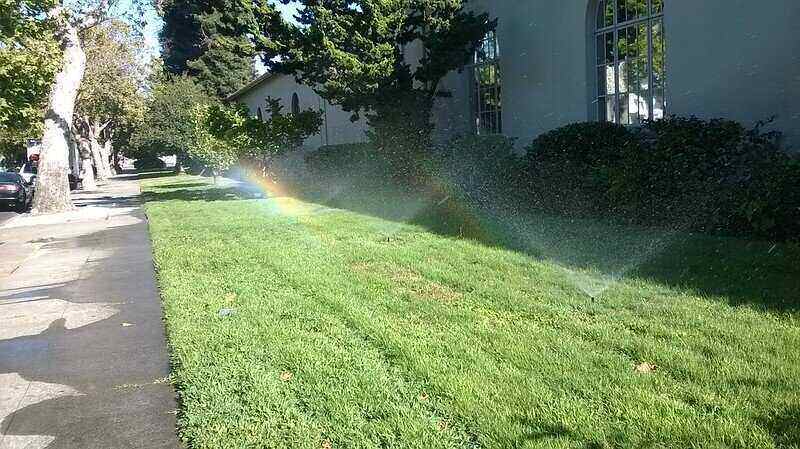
[761,406,800,447]
[291,179,800,315]
[135,170,176,180]
[141,187,252,203]
[145,174,800,315]
[150,182,212,190]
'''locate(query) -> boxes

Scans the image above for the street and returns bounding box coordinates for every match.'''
[0,211,19,226]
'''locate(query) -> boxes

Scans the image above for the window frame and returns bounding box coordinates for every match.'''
[467,30,503,135]
[291,93,300,115]
[594,0,666,125]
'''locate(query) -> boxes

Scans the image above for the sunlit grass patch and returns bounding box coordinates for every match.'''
[143,174,800,449]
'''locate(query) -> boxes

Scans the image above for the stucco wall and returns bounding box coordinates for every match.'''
[433,1,594,147]
[432,0,800,149]
[664,0,800,148]
[234,75,368,150]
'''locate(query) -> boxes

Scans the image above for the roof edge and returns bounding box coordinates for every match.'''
[226,71,280,102]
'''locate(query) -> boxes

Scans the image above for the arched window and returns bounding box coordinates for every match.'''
[595,0,665,125]
[291,93,300,115]
[257,107,263,121]
[470,30,502,135]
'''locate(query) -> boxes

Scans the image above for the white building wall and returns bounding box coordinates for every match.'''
[232,75,368,150]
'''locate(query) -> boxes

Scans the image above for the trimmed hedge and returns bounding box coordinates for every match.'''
[522,117,800,240]
[302,117,799,241]
[305,143,382,176]
[524,122,639,216]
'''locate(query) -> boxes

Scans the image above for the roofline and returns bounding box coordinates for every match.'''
[226,71,280,102]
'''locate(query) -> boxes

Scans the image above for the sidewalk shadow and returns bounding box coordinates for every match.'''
[0,318,179,449]
[0,187,181,448]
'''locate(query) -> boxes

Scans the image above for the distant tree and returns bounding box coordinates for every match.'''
[75,20,147,186]
[255,0,495,179]
[159,0,257,99]
[188,103,242,181]
[0,128,31,169]
[131,74,213,171]
[158,0,203,74]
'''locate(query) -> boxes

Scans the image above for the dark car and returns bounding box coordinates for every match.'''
[0,172,34,212]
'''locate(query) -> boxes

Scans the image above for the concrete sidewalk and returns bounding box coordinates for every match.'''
[0,174,180,449]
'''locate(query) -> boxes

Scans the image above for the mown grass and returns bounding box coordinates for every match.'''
[143,174,800,449]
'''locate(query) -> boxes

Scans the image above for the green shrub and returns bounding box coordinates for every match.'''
[523,122,640,216]
[521,117,800,240]
[366,92,435,184]
[134,157,166,171]
[610,116,799,237]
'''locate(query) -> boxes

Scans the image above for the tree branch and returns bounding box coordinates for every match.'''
[98,119,113,133]
[78,0,110,31]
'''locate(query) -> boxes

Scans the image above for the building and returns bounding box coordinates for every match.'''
[228,0,800,150]
[227,73,369,149]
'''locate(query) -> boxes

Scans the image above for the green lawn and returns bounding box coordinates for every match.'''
[142,174,800,449]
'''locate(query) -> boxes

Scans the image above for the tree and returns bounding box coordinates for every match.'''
[131,74,213,171]
[189,101,322,181]
[75,20,146,186]
[0,0,61,151]
[159,0,257,99]
[188,103,242,181]
[255,0,495,179]
[236,98,322,174]
[29,0,146,213]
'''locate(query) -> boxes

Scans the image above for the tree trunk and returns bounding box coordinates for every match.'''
[112,147,122,172]
[79,138,97,191]
[31,13,85,214]
[102,138,115,175]
[88,122,112,181]
[174,153,185,174]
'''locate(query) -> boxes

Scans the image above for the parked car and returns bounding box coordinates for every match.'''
[18,161,37,184]
[0,172,34,212]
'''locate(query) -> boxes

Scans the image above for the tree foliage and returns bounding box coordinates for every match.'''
[159,0,259,98]
[189,100,322,177]
[268,1,494,115]
[77,20,146,151]
[0,0,61,136]
[256,0,495,178]
[188,103,244,177]
[131,74,213,164]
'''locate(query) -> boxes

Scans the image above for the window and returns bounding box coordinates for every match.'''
[470,30,502,135]
[257,107,263,121]
[291,93,300,115]
[595,0,665,125]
